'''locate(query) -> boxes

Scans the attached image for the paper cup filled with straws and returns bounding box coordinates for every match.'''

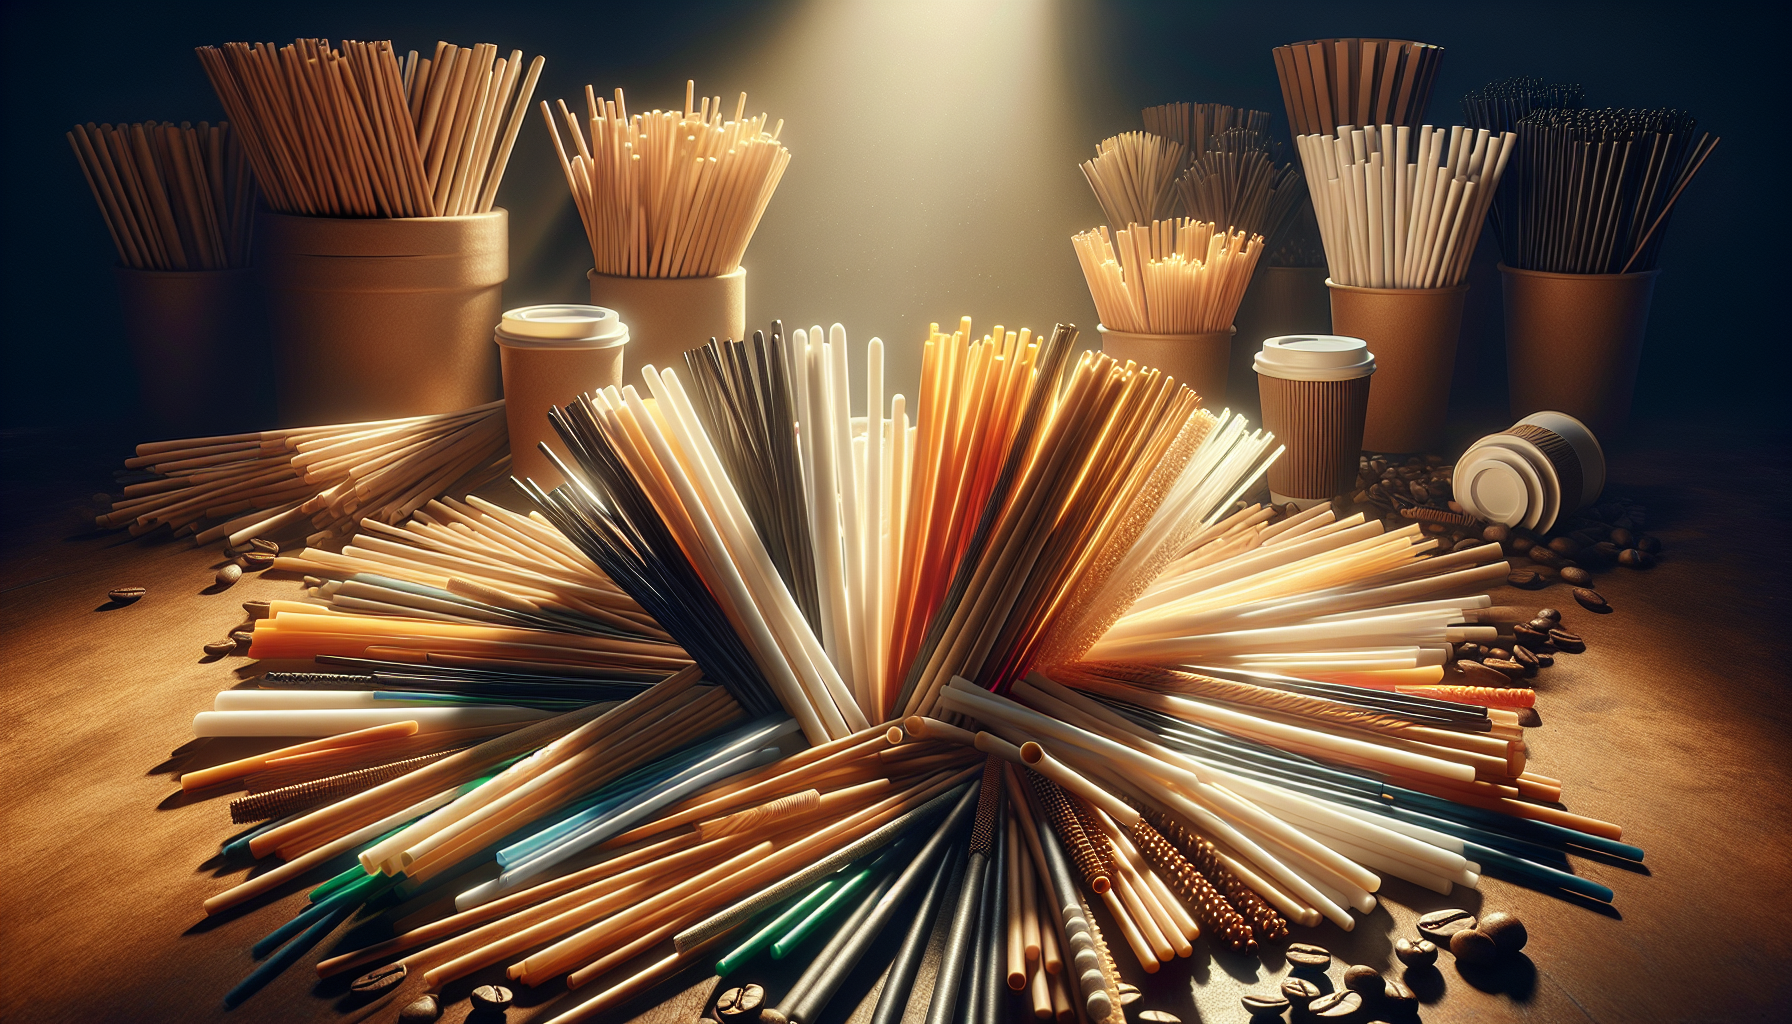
[199,39,545,423]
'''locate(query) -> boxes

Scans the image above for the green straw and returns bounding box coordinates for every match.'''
[715,876,841,976]
[770,849,898,959]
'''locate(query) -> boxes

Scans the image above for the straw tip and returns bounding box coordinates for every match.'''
[1020,741,1044,764]
[884,726,905,745]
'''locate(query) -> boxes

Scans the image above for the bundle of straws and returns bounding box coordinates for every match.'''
[196,39,544,217]
[1499,108,1719,275]
[1272,38,1445,138]
[100,401,510,551]
[541,81,791,278]
[172,318,1638,1020]
[1176,128,1308,258]
[1081,131,1186,228]
[1294,124,1517,289]
[67,121,254,270]
[1072,219,1263,336]
[1461,78,1586,252]
[1141,102,1268,167]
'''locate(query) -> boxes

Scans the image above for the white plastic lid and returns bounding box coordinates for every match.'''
[1254,335,1376,381]
[1455,452,1533,527]
[495,304,628,347]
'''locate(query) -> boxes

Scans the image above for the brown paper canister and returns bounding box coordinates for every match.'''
[114,267,267,433]
[1500,264,1659,437]
[1097,326,1236,407]
[1254,335,1376,505]
[495,306,628,490]
[588,268,746,387]
[260,210,507,425]
[1327,280,1467,453]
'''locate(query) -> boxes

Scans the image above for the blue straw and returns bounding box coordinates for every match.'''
[224,899,357,1008]
[253,871,396,957]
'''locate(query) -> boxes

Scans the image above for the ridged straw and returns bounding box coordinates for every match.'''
[1128,818,1256,951]
[1147,809,1289,940]
[1027,772,1111,894]
[231,750,456,822]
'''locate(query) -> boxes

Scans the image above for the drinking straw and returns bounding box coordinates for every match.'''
[975,820,1009,1021]
[868,844,963,1024]
[769,844,903,958]
[1034,810,1111,1021]
[224,897,359,1008]
[922,760,1002,1024]
[714,876,842,976]
[193,705,553,738]
[67,120,254,270]
[254,870,398,957]
[182,721,421,791]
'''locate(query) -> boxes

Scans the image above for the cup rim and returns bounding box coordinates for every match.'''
[586,266,746,283]
[1323,278,1469,296]
[1096,323,1236,342]
[1496,262,1662,283]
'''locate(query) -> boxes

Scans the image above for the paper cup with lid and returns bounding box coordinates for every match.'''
[495,305,629,489]
[1254,335,1377,508]
[1454,411,1606,533]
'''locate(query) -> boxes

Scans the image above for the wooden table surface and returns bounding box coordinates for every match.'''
[2,420,1788,1024]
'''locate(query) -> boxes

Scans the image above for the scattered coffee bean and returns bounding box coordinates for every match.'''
[1286,941,1332,968]
[1344,964,1382,993]
[1452,537,1481,553]
[1526,616,1554,632]
[1525,545,1568,569]
[1482,524,1510,544]
[1477,910,1529,953]
[1585,541,1620,564]
[1513,646,1539,674]
[1608,527,1635,548]
[470,984,513,1011]
[1549,628,1586,653]
[241,551,276,571]
[1384,978,1418,1007]
[1417,909,1479,941]
[1536,607,1561,623]
[1512,624,1549,649]
[1535,652,1554,667]
[1395,937,1438,967]
[243,599,271,619]
[250,537,280,553]
[349,963,406,995]
[1572,587,1610,613]
[1309,990,1363,1018]
[216,563,243,587]
[1638,534,1661,554]
[229,630,254,648]
[1617,547,1655,568]
[108,586,146,604]
[1450,927,1500,965]
[716,983,764,1017]
[203,639,237,657]
[1281,976,1322,1005]
[1507,569,1544,589]
[1409,481,1431,504]
[1489,647,1511,661]
[1116,982,1142,1005]
[1559,566,1593,587]
[398,995,441,1024]
[1243,993,1291,1015]
[1457,660,1513,686]
[1484,657,1525,679]
[1548,537,1579,556]
[1508,535,1535,556]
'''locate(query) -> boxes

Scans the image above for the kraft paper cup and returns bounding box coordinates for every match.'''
[1230,266,1332,415]
[1254,335,1376,508]
[114,266,267,433]
[1454,410,1606,532]
[1327,280,1468,453]
[1097,325,1236,407]
[495,305,629,490]
[1500,264,1659,437]
[587,267,746,387]
[260,210,507,424]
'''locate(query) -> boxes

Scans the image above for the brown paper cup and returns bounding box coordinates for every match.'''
[114,267,267,433]
[1097,326,1235,406]
[1328,280,1468,453]
[1500,264,1659,438]
[496,306,627,490]
[587,268,746,387]
[1259,375,1374,502]
[260,210,507,425]
[1230,266,1332,414]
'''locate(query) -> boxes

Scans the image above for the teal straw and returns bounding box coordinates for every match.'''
[252,871,396,958]
[770,847,899,959]
[714,876,842,976]
[225,899,357,1008]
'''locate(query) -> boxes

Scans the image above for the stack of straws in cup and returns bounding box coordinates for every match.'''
[1071,219,1263,335]
[196,38,544,218]
[1460,78,1587,253]
[99,401,510,551]
[540,81,791,278]
[66,121,254,270]
[1294,124,1517,289]
[179,319,1638,1020]
[1141,101,1267,165]
[1175,128,1308,259]
[1080,132,1187,229]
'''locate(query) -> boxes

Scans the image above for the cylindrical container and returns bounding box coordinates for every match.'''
[1254,335,1377,509]
[1454,410,1606,533]
[1327,280,1469,454]
[587,268,746,388]
[1097,326,1236,406]
[114,266,267,433]
[1500,264,1659,437]
[259,210,507,425]
[1230,266,1332,415]
[495,305,629,490]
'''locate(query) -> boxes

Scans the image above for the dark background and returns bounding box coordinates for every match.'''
[2,0,1785,434]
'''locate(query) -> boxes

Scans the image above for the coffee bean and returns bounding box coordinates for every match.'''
[1536,652,1554,667]
[1452,537,1480,553]
[1281,976,1322,1005]
[398,995,441,1024]
[215,563,243,587]
[1395,937,1438,967]
[349,963,406,995]
[108,586,146,604]
[1537,607,1561,622]
[203,639,237,657]
[1484,658,1525,679]
[1457,660,1512,686]
[1608,527,1635,548]
[1370,458,1388,475]
[716,983,764,1017]
[1547,628,1585,653]
[241,551,275,571]
[1618,548,1655,568]
[1384,978,1418,1007]
[1309,990,1363,1018]
[1572,587,1610,613]
[1585,541,1621,564]
[1417,909,1478,941]
[1508,536,1535,556]
[1453,642,1481,662]
[1507,569,1544,589]
[230,630,254,646]
[243,599,271,619]
[1450,927,1500,965]
[1286,941,1332,968]
[1344,965,1382,993]
[1482,523,1510,544]
[1547,537,1579,557]
[1512,624,1548,649]
[250,537,280,553]
[1243,993,1291,1015]
[1424,522,1448,535]
[1638,534,1661,554]
[1513,645,1539,674]
[1559,566,1593,587]
[1477,910,1528,954]
[1116,982,1142,1005]
[470,984,513,1011]
[1409,482,1431,503]
[1526,546,1568,569]
[1488,647,1511,661]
